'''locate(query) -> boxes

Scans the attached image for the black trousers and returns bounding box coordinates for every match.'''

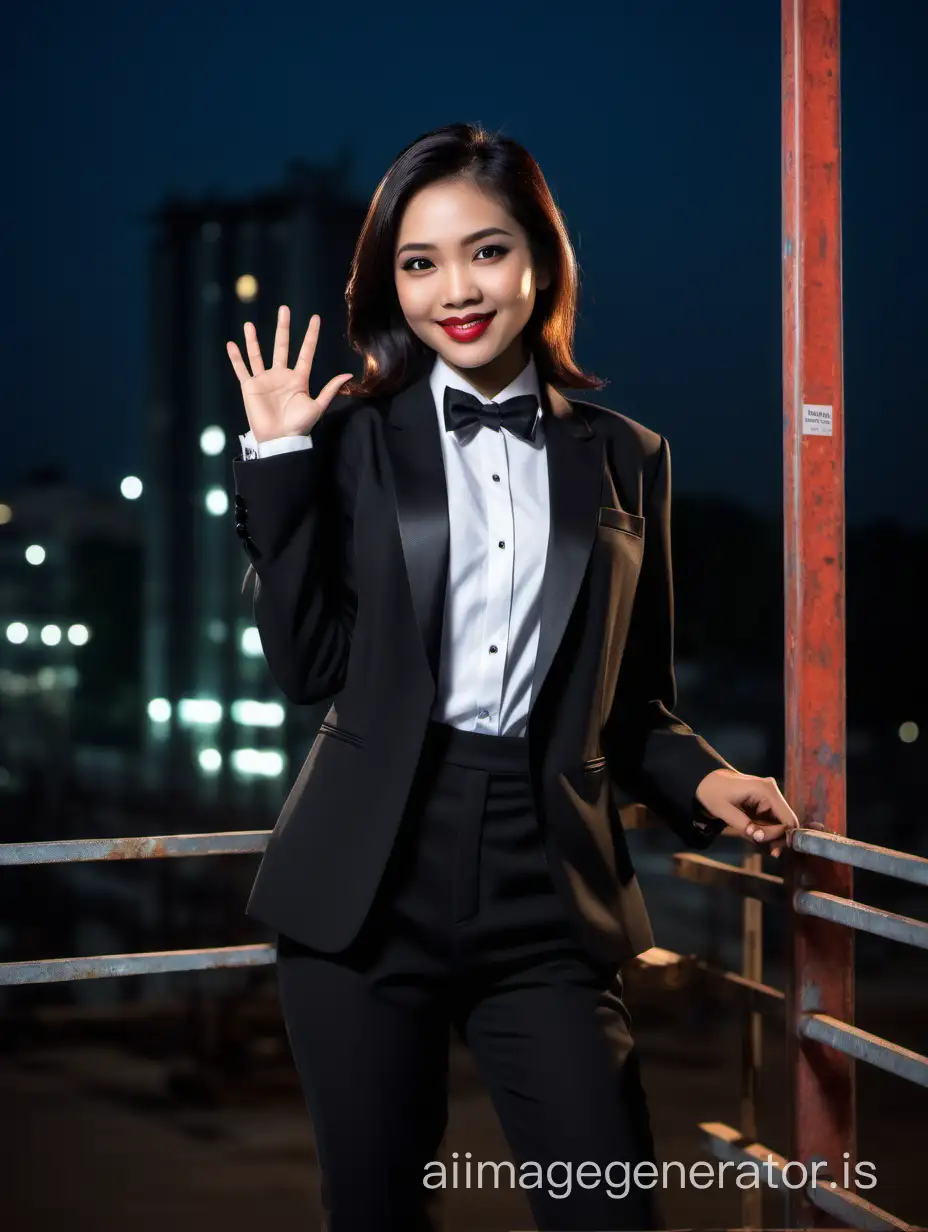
[275,721,663,1231]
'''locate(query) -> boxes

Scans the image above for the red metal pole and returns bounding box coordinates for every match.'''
[782,0,855,1224]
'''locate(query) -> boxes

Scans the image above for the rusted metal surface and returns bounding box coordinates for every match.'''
[801,1013,928,1089]
[700,1123,915,1230]
[795,891,928,951]
[782,0,855,1218]
[0,943,276,986]
[792,828,928,887]
[672,850,786,904]
[0,830,270,865]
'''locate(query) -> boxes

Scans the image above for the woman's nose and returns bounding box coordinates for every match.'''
[441,265,481,307]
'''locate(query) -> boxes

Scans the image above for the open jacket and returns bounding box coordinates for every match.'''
[233,372,730,963]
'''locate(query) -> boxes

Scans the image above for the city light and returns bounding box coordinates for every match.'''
[147,698,172,722]
[235,274,258,302]
[178,698,222,726]
[120,476,143,500]
[6,623,28,644]
[231,748,285,778]
[240,626,263,657]
[205,487,228,516]
[67,624,90,646]
[198,748,222,773]
[899,721,919,744]
[25,544,46,566]
[0,503,11,525]
[40,624,62,646]
[200,426,226,456]
[230,699,285,727]
[206,619,227,644]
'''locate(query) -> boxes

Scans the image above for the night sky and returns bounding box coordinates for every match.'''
[6,0,925,526]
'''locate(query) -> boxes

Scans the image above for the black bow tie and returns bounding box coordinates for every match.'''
[443,387,541,442]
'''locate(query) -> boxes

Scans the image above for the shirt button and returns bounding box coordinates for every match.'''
[492,474,500,482]
[477,709,489,719]
[489,645,498,654]
[498,540,505,549]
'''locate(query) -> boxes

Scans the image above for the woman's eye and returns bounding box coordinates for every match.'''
[401,245,509,272]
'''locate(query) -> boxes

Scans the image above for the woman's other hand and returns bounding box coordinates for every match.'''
[695,768,807,858]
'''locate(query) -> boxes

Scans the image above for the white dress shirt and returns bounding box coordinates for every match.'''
[239,352,551,738]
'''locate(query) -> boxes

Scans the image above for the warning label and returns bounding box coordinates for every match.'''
[802,403,833,436]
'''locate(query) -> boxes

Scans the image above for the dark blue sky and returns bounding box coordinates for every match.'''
[6,0,925,525]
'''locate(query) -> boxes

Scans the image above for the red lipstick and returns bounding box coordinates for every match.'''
[437,311,496,342]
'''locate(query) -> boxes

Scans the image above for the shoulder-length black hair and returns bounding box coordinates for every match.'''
[343,123,604,398]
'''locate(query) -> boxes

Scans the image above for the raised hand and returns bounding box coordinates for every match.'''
[226,307,353,444]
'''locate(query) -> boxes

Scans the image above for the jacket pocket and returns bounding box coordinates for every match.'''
[598,506,644,538]
[318,721,365,748]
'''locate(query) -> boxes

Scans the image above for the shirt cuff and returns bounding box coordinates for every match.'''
[238,429,314,459]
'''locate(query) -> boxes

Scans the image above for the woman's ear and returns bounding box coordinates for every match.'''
[536,264,552,292]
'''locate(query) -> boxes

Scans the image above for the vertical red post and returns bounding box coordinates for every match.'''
[782,0,855,1222]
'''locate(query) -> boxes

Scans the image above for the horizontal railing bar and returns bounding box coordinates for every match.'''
[795,890,928,951]
[700,1122,914,1230]
[801,1012,928,1089]
[694,962,786,1019]
[0,831,270,866]
[634,946,687,969]
[0,944,276,986]
[809,1177,917,1232]
[792,828,928,887]
[672,852,786,903]
[631,947,786,1017]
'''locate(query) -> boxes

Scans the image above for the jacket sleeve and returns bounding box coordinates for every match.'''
[232,404,359,705]
[601,434,732,847]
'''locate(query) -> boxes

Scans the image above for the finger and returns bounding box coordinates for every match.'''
[294,314,321,382]
[714,803,784,844]
[765,779,800,829]
[272,304,290,369]
[226,340,251,385]
[708,802,759,838]
[745,821,787,844]
[243,321,265,374]
[314,372,354,413]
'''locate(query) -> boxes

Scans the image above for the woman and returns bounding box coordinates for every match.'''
[227,123,799,1232]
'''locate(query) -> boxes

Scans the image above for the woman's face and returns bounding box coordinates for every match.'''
[393,177,549,382]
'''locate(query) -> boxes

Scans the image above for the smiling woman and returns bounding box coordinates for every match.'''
[343,122,604,399]
[225,120,800,1232]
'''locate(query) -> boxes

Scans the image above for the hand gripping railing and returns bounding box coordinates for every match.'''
[660,827,928,1232]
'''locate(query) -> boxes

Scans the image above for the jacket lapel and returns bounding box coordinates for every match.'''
[384,373,450,685]
[383,373,603,706]
[529,388,601,712]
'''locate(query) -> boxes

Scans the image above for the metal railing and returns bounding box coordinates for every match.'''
[663,827,927,1231]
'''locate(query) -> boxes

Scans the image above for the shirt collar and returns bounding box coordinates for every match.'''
[429,351,544,444]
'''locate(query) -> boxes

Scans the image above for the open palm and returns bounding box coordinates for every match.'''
[226,306,353,444]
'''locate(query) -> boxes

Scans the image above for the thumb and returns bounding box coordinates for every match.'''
[315,373,354,412]
[709,801,760,839]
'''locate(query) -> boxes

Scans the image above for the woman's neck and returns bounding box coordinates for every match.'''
[445,337,529,400]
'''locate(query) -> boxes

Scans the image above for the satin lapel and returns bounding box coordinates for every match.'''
[383,373,449,686]
[529,389,602,713]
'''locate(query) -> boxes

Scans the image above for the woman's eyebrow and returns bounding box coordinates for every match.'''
[396,227,513,257]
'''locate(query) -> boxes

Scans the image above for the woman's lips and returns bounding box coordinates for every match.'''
[438,312,495,342]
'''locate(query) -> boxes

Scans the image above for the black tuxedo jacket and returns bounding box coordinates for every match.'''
[233,372,731,963]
